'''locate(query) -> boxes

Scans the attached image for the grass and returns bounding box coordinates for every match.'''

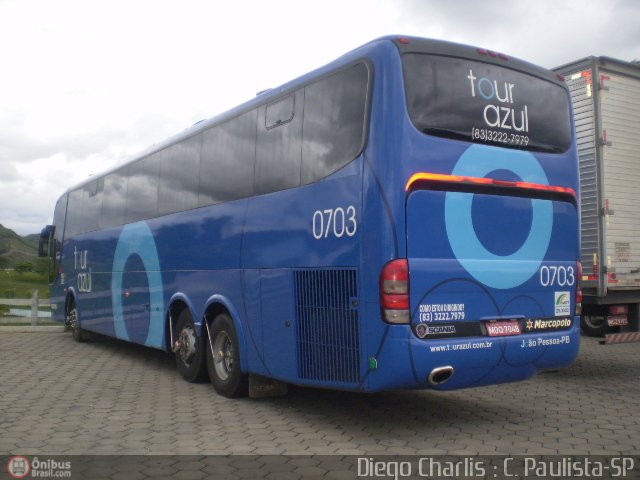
[0,270,50,300]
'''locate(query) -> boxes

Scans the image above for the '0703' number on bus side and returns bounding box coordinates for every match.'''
[312,206,357,240]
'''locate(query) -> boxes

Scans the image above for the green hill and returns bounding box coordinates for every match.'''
[0,224,40,268]
[0,224,49,299]
[22,233,41,250]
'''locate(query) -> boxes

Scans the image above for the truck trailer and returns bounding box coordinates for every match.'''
[554,57,640,343]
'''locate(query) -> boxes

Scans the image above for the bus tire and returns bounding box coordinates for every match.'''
[174,309,208,382]
[68,299,87,342]
[206,313,248,398]
[580,314,612,337]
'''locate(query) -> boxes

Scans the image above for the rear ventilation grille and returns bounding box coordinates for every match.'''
[294,268,360,384]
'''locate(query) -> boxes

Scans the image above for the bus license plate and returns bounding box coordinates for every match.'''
[486,320,521,337]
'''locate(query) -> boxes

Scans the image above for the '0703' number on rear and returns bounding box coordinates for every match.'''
[539,265,575,287]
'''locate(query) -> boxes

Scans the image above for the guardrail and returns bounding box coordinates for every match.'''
[0,290,52,326]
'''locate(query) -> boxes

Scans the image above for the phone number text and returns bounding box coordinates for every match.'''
[471,127,530,146]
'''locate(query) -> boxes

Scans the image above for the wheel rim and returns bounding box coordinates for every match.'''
[212,331,233,381]
[67,307,78,329]
[177,325,197,366]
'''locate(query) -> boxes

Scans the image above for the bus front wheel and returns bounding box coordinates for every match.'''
[206,313,248,398]
[68,299,87,342]
[174,309,208,382]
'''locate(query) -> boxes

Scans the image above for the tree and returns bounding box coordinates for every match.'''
[34,258,50,274]
[14,262,34,273]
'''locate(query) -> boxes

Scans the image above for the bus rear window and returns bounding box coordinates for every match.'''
[403,54,572,153]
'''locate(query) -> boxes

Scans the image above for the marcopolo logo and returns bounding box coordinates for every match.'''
[555,291,571,317]
[526,318,572,331]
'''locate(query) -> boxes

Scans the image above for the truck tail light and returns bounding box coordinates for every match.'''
[380,259,410,324]
[609,305,628,315]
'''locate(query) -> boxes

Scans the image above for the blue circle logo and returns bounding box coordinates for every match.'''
[112,222,164,347]
[444,145,552,289]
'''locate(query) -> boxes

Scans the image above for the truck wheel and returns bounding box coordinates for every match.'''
[580,314,612,337]
[206,313,248,398]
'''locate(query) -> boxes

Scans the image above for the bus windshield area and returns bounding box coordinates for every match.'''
[403,54,572,153]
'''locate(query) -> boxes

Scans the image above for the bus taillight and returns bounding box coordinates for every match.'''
[576,261,583,315]
[380,259,410,324]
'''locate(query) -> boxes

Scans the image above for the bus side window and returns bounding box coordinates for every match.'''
[199,109,256,206]
[301,63,369,184]
[66,180,101,237]
[266,94,294,129]
[254,90,304,195]
[101,170,127,229]
[125,154,160,224]
[159,136,201,215]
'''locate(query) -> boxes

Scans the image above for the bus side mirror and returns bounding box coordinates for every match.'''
[38,225,55,257]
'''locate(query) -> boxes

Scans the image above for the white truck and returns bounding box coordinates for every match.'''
[553,56,640,343]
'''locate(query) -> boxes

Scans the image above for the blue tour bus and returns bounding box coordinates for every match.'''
[39,36,581,397]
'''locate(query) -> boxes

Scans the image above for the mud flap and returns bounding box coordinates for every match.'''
[248,373,288,398]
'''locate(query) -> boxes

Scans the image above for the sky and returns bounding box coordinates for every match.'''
[1,0,639,235]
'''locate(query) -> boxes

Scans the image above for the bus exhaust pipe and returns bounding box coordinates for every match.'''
[428,366,454,386]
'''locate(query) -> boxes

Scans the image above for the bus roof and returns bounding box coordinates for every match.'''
[64,35,563,194]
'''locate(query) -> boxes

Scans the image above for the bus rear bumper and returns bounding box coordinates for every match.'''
[367,317,580,392]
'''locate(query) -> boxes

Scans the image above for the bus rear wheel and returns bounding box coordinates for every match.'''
[174,309,208,382]
[206,313,248,398]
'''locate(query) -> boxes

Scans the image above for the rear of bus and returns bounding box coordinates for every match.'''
[371,37,580,391]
